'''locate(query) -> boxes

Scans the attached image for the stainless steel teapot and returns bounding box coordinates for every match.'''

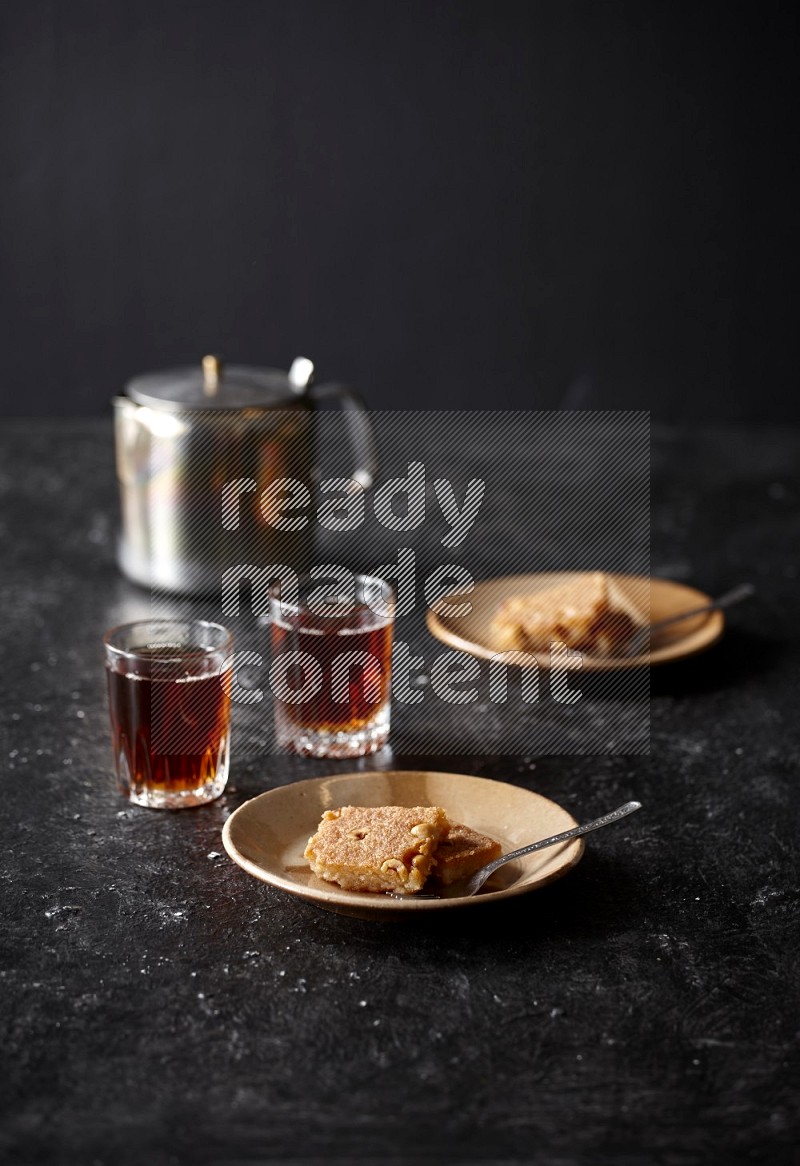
[113,356,377,596]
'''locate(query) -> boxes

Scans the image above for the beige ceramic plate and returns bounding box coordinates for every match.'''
[222,771,584,920]
[426,572,724,672]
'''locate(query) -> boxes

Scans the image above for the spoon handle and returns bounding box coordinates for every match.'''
[466,799,642,893]
[646,582,755,635]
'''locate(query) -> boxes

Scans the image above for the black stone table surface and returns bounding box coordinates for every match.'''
[1,419,798,1166]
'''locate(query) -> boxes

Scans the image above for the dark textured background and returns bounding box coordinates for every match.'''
[1,419,798,1165]
[1,1,798,420]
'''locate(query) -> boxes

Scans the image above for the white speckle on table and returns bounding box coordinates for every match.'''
[44,905,81,919]
[752,887,780,907]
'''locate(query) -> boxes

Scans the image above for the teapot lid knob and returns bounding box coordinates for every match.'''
[202,354,222,396]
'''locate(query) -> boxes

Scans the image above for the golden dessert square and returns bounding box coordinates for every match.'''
[304,805,447,894]
[490,572,635,658]
[433,822,502,885]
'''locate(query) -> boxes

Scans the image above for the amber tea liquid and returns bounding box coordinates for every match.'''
[270,600,393,757]
[106,645,232,808]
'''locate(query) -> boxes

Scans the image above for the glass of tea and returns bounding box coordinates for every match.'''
[269,573,394,758]
[104,619,233,809]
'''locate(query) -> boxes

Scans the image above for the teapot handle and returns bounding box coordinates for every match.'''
[308,381,378,493]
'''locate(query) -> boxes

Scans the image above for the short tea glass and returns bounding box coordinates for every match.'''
[269,573,394,758]
[104,619,233,809]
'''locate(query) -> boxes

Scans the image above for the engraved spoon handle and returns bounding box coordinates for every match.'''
[461,800,643,896]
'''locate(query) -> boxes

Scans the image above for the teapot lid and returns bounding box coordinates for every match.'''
[125,355,315,411]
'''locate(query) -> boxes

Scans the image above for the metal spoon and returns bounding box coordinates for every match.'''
[624,582,755,658]
[393,800,642,900]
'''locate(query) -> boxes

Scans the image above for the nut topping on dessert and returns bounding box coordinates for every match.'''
[304,805,502,895]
